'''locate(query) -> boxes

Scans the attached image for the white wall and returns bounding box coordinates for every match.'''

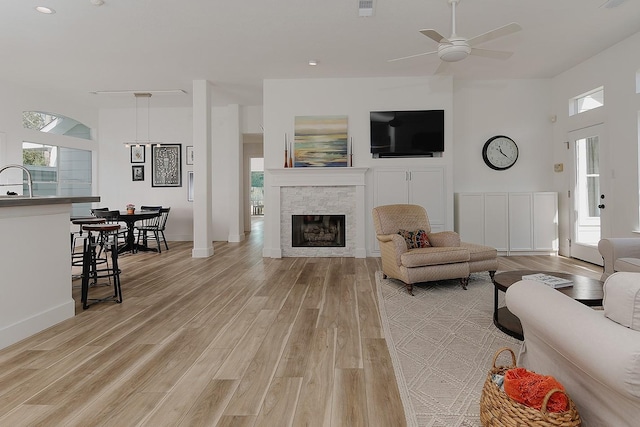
[551,31,640,255]
[453,79,554,192]
[211,106,231,241]
[98,106,194,241]
[262,76,456,256]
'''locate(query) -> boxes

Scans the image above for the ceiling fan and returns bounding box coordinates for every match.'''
[389,0,522,71]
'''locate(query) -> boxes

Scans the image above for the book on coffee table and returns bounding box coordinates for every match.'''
[521,273,573,289]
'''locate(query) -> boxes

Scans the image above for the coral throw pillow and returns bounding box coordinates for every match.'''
[504,367,568,413]
[398,229,431,249]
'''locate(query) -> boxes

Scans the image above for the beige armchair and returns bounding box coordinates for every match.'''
[372,204,498,295]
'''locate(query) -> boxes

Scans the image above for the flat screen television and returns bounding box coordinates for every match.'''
[370,110,444,157]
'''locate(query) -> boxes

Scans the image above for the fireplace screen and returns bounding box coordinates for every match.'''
[291,215,346,247]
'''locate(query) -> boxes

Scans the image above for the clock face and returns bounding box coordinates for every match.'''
[482,135,518,170]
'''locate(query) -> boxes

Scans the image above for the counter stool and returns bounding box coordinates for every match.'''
[71,217,106,268]
[80,223,123,309]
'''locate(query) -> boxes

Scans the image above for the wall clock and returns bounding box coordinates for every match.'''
[482,135,518,170]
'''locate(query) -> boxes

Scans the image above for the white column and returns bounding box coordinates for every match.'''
[192,80,214,258]
[227,104,245,242]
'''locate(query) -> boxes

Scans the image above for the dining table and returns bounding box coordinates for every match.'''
[116,210,161,254]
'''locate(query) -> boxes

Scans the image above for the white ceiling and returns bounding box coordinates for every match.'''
[2,0,640,108]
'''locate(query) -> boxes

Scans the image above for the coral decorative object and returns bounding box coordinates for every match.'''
[284,134,289,168]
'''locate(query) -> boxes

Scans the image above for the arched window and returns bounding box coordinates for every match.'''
[22,111,94,216]
[22,111,92,140]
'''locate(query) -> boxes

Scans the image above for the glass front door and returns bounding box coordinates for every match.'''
[570,124,606,265]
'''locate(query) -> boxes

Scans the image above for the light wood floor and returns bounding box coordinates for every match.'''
[0,219,602,426]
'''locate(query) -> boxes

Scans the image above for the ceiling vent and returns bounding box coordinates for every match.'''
[359,0,375,17]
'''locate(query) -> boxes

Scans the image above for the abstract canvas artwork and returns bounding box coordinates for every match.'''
[151,144,182,187]
[294,115,348,167]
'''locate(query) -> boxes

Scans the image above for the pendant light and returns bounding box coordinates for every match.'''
[124,92,161,148]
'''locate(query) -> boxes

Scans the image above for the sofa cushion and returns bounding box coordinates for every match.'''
[401,246,469,268]
[397,229,431,249]
[460,242,497,262]
[603,272,640,331]
[614,257,640,274]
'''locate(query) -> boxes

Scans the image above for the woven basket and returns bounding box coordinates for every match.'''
[480,347,581,427]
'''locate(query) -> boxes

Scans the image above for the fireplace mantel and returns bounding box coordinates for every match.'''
[266,167,368,258]
[268,167,368,187]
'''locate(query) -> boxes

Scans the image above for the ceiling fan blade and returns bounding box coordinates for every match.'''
[387,50,438,62]
[468,22,522,47]
[434,61,451,75]
[419,29,450,44]
[470,48,513,60]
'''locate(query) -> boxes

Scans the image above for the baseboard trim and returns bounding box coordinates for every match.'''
[0,300,74,350]
[192,246,214,258]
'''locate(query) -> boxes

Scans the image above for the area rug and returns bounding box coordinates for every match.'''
[376,271,521,427]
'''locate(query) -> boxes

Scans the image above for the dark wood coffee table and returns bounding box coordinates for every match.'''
[492,270,604,340]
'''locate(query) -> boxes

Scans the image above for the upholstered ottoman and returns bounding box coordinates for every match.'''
[460,242,498,279]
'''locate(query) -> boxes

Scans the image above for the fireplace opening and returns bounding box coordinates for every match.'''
[291,215,346,247]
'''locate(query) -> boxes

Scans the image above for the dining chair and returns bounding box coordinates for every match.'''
[90,207,109,216]
[136,207,170,252]
[93,210,127,248]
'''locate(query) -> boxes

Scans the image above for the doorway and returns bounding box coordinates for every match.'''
[569,124,607,265]
[250,158,264,216]
[242,133,264,235]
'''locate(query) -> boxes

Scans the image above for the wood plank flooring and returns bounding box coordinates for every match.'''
[0,218,602,426]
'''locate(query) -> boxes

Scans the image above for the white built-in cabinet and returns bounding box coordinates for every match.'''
[374,167,446,232]
[455,192,558,254]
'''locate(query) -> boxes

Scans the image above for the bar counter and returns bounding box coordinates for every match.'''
[0,195,100,207]
[0,195,100,349]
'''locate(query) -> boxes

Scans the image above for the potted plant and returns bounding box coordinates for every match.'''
[126,203,135,214]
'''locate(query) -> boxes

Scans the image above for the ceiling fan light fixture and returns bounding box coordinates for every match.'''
[438,42,471,62]
[388,0,520,66]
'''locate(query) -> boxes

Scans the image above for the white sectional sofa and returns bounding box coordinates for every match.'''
[505,274,640,427]
[597,237,640,280]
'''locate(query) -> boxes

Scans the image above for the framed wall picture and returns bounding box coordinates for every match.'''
[294,115,348,167]
[151,143,182,187]
[186,146,194,165]
[131,145,145,163]
[132,165,144,181]
[187,170,194,201]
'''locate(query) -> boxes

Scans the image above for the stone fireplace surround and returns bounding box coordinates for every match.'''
[266,168,368,258]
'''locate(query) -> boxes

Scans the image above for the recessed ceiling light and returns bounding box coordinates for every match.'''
[91,0,105,6]
[35,6,56,14]
[308,60,318,66]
